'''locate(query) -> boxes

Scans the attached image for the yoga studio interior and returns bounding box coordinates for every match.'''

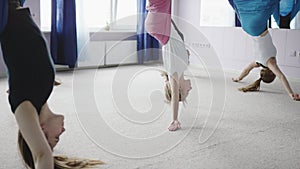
[1,0,299,169]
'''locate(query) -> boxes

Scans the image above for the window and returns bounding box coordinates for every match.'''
[200,0,235,27]
[40,0,51,31]
[40,0,137,31]
[114,0,137,30]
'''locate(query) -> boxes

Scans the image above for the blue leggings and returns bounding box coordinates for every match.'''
[232,0,300,36]
[273,0,300,26]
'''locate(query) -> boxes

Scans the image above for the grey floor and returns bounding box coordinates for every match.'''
[0,64,300,169]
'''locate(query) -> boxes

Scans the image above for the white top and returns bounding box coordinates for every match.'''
[162,22,188,78]
[252,32,277,67]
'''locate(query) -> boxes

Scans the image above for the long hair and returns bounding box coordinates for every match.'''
[238,68,276,92]
[18,131,104,169]
[161,71,172,102]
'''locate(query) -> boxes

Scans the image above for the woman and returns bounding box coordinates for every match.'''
[0,0,103,168]
[145,0,192,131]
[232,58,300,101]
[229,0,300,100]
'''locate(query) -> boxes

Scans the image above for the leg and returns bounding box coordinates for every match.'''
[279,13,291,28]
[232,61,259,82]
[233,0,278,36]
[278,0,294,28]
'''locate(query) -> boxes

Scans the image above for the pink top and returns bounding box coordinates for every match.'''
[145,0,171,45]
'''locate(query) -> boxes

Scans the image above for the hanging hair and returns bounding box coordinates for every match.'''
[18,131,34,168]
[160,71,184,103]
[238,68,276,92]
[18,131,105,169]
[260,68,276,83]
[161,71,172,102]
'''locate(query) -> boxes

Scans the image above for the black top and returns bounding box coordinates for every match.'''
[0,7,55,113]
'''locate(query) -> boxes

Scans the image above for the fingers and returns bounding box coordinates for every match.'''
[232,77,239,82]
[292,94,300,101]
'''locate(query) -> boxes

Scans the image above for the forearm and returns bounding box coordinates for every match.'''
[277,73,294,95]
[171,91,179,121]
[267,58,294,96]
[171,76,179,121]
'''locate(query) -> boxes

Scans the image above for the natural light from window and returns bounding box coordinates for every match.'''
[200,0,235,27]
[40,0,137,31]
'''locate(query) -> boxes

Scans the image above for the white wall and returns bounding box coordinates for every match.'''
[195,27,300,79]
[174,0,300,79]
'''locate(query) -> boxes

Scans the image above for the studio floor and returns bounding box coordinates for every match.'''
[0,64,300,169]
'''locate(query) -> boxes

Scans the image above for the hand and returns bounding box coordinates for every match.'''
[290,93,300,101]
[232,77,240,82]
[54,79,62,86]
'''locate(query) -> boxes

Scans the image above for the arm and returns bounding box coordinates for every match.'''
[170,73,180,121]
[232,61,259,82]
[15,101,54,169]
[267,58,300,101]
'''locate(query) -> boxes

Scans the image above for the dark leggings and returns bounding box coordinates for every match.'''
[0,8,55,113]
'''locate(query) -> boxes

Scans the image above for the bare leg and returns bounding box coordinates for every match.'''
[232,61,259,82]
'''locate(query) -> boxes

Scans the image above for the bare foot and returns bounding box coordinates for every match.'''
[168,120,181,131]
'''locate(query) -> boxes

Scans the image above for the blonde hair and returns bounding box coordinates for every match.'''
[239,68,276,92]
[18,131,104,169]
[161,71,184,103]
